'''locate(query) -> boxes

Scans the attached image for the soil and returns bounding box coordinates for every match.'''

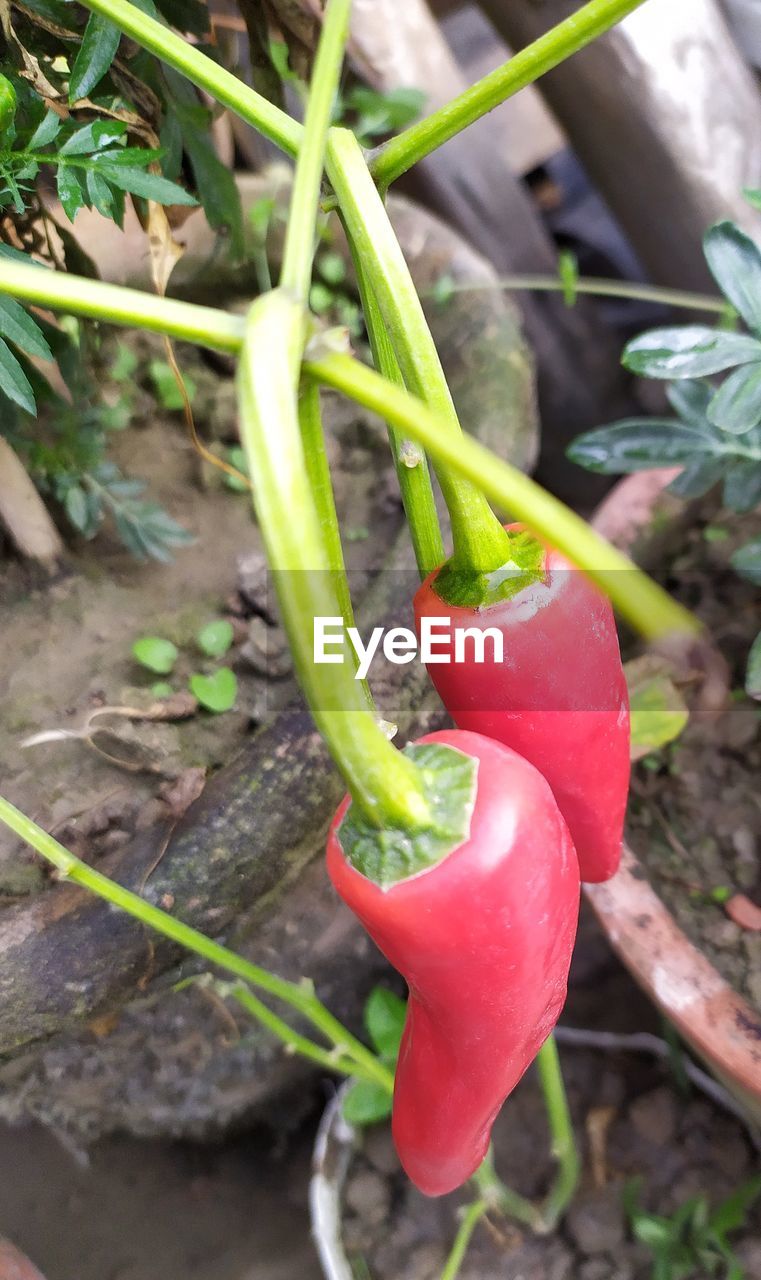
[625,507,761,1015]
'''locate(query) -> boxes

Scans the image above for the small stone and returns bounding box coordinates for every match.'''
[628,1086,678,1146]
[722,705,759,750]
[732,826,756,863]
[344,1168,391,1227]
[363,1125,399,1177]
[566,1186,626,1255]
[703,918,743,948]
[401,1243,447,1280]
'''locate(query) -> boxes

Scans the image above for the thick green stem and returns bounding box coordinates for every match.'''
[536,1036,581,1229]
[280,0,351,301]
[326,127,510,575]
[0,261,699,641]
[237,290,431,829]
[371,0,649,189]
[78,0,301,156]
[0,795,392,1090]
[351,246,444,578]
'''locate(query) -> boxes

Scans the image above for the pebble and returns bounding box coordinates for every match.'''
[363,1125,400,1177]
[628,1087,678,1146]
[566,1186,626,1255]
[344,1168,392,1227]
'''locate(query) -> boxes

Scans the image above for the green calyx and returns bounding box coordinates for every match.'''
[433,527,546,609]
[338,742,478,889]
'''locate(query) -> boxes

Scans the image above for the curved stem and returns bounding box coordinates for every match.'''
[371,0,648,189]
[439,1200,489,1280]
[0,795,393,1091]
[78,0,301,156]
[280,0,351,301]
[238,289,431,829]
[429,272,728,316]
[308,352,702,642]
[326,127,510,574]
[536,1036,580,1230]
[351,247,444,578]
[470,1147,542,1230]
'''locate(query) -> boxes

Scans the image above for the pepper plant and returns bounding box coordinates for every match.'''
[0,0,706,1274]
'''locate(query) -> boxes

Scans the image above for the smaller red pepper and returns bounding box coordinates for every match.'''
[327,728,579,1196]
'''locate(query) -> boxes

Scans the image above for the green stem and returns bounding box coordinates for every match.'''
[439,1200,489,1280]
[326,127,510,574]
[350,245,444,578]
[470,1147,543,1230]
[78,0,301,157]
[371,0,648,189]
[308,352,702,642]
[0,794,393,1091]
[228,982,364,1080]
[430,272,728,316]
[280,0,351,301]
[536,1036,580,1230]
[237,289,431,829]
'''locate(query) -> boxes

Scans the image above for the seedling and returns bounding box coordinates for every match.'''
[131,636,178,675]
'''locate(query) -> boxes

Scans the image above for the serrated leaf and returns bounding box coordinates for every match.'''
[722,459,761,513]
[731,537,761,585]
[96,163,197,206]
[28,108,61,148]
[189,667,237,713]
[567,420,714,474]
[56,164,84,221]
[626,657,689,758]
[96,146,164,167]
[69,12,121,102]
[707,363,761,435]
[59,119,126,156]
[623,326,761,379]
[0,297,52,360]
[132,636,178,674]
[364,987,406,1061]
[0,336,35,412]
[342,1080,393,1127]
[196,619,233,658]
[86,167,114,217]
[704,221,761,334]
[746,633,761,700]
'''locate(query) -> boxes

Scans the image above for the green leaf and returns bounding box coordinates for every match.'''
[667,456,726,500]
[364,987,406,1061]
[626,657,689,757]
[56,165,84,221]
[27,108,61,149]
[665,378,712,426]
[181,129,242,252]
[69,12,121,102]
[731,537,761,585]
[558,249,579,307]
[704,221,761,334]
[342,1080,393,1127]
[95,163,197,207]
[196,619,234,658]
[0,297,52,360]
[317,251,347,286]
[744,187,761,212]
[708,363,761,435]
[722,460,761,513]
[189,667,237,713]
[112,342,138,382]
[567,420,714,474]
[63,484,90,533]
[85,167,114,217]
[623,326,761,379]
[148,358,196,409]
[0,337,35,412]
[338,742,478,888]
[132,636,178,674]
[150,681,174,698]
[59,119,127,156]
[224,446,249,492]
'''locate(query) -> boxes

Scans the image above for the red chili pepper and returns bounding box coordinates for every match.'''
[327,728,580,1197]
[413,527,630,883]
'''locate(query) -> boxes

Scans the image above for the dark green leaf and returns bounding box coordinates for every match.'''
[27,108,61,149]
[704,221,761,333]
[568,420,714,474]
[56,165,84,221]
[97,146,164,167]
[69,13,121,102]
[0,297,52,360]
[96,163,197,206]
[132,636,178,674]
[667,456,726,499]
[0,336,35,412]
[364,987,406,1061]
[189,667,237,713]
[746,633,761,701]
[86,167,114,217]
[623,326,761,379]
[181,129,242,253]
[155,0,209,34]
[666,379,712,426]
[0,243,44,265]
[722,460,761,513]
[342,1081,393,1127]
[708,363,761,434]
[731,537,761,585]
[59,119,126,156]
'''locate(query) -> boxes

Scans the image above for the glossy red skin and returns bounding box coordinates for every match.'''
[326,729,580,1197]
[413,529,630,883]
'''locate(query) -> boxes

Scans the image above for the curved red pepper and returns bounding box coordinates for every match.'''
[413,528,630,883]
[327,728,580,1197]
